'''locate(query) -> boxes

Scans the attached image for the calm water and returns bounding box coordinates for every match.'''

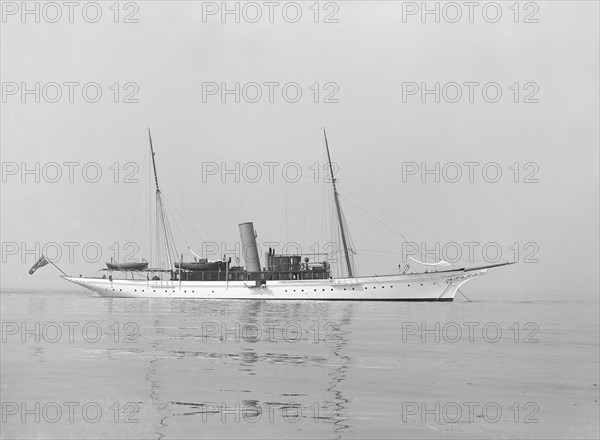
[1,289,598,439]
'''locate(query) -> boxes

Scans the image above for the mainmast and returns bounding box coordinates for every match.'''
[323,129,354,278]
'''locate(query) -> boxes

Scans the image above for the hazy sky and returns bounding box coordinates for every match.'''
[1,1,598,299]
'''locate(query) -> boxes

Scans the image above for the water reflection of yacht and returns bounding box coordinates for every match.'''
[142,300,352,437]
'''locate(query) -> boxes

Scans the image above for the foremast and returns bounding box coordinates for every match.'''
[323,129,355,278]
[148,129,178,272]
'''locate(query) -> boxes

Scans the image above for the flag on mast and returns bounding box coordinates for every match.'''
[29,255,49,275]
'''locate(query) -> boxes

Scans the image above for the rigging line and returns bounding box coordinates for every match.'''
[160,193,212,255]
[153,137,231,162]
[335,196,355,252]
[355,252,405,258]
[155,197,161,268]
[155,149,213,242]
[458,289,472,302]
[162,196,207,247]
[156,195,166,268]
[320,147,328,259]
[334,207,350,275]
[156,196,163,262]
[157,192,176,269]
[338,185,412,235]
[340,195,408,254]
[339,185,456,242]
[147,149,153,267]
[165,223,177,268]
[319,148,327,248]
[162,206,179,268]
[323,144,341,276]
[337,203,357,275]
[327,138,467,238]
[328,181,338,274]
[160,195,178,259]
[354,248,405,255]
[322,147,328,252]
[342,195,407,241]
[329,199,341,273]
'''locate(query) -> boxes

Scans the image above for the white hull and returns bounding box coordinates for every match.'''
[62,265,506,301]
